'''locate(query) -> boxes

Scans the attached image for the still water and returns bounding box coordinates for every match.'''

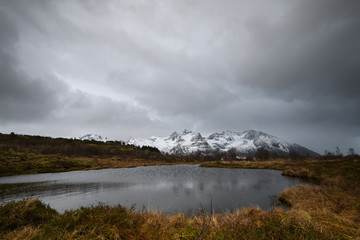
[0,165,303,214]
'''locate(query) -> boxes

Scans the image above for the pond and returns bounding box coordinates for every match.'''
[0,164,304,214]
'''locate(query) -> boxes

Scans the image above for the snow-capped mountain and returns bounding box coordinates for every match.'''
[128,129,213,155]
[207,130,291,154]
[128,130,320,157]
[78,134,108,142]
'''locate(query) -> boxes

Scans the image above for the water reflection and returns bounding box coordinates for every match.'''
[0,165,303,214]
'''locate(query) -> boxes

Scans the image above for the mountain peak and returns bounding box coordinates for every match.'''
[167,131,179,141]
[182,129,193,134]
[191,133,204,142]
[79,134,107,142]
[242,130,268,139]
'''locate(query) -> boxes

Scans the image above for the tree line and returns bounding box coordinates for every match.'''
[0,132,163,161]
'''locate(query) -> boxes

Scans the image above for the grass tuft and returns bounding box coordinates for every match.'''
[0,199,57,232]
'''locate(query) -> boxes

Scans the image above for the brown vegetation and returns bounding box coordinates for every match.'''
[279,177,360,238]
[0,151,197,177]
[200,157,360,180]
[0,198,350,239]
[0,133,200,176]
[200,157,360,239]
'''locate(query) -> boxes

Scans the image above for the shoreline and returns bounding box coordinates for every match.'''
[0,150,199,177]
[1,157,359,238]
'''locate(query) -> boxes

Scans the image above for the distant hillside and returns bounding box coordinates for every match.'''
[0,130,320,160]
[0,132,161,159]
[0,132,196,177]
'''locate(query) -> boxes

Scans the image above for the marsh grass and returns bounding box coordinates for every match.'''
[0,199,344,240]
[199,158,360,239]
[279,177,360,239]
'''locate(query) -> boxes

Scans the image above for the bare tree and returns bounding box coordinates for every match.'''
[213,147,222,160]
[335,146,341,156]
[289,149,300,160]
[227,147,237,163]
[255,147,269,160]
[348,148,355,156]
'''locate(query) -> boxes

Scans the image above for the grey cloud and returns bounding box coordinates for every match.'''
[225,0,360,142]
[0,2,161,139]
[238,0,360,100]
[0,0,359,153]
[0,8,64,122]
[54,91,153,126]
[108,67,239,117]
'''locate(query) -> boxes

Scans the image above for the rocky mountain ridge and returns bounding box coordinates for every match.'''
[127,129,320,157]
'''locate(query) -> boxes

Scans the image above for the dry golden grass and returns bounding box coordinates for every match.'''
[279,176,360,239]
[2,226,41,240]
[1,197,358,239]
[199,158,360,239]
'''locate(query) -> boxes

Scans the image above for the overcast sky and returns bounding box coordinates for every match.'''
[1,0,359,154]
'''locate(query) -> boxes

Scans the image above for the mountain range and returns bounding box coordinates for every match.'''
[127,129,320,157]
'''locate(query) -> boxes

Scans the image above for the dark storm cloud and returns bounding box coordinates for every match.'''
[228,0,360,148]
[239,0,360,101]
[0,8,63,122]
[0,2,159,139]
[0,0,359,152]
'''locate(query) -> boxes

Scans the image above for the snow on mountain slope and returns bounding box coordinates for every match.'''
[128,129,213,155]
[207,130,292,155]
[128,130,320,157]
[78,134,108,142]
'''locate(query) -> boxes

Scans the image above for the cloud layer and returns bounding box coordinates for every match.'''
[1,0,359,153]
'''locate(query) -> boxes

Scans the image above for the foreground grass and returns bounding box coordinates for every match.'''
[198,158,360,239]
[1,198,354,240]
[279,177,360,238]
